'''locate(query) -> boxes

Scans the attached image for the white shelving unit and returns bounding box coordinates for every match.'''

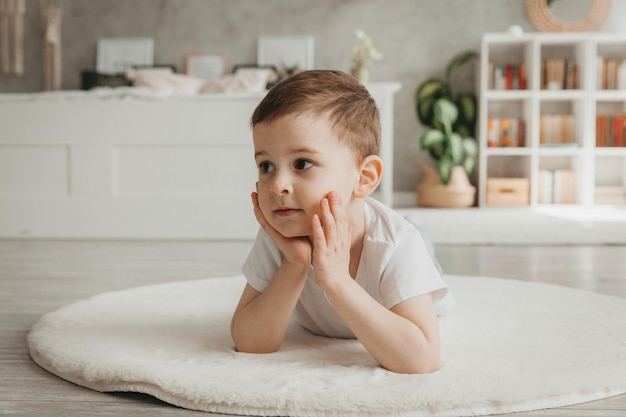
[478,32,626,207]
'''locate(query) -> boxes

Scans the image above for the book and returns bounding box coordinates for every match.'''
[487,118,500,147]
[612,115,624,147]
[518,63,526,90]
[596,115,608,147]
[538,169,553,204]
[500,118,512,146]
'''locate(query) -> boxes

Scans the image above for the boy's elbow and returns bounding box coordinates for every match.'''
[384,345,440,374]
[233,342,280,354]
[387,357,439,375]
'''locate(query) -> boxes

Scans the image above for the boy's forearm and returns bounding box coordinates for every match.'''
[320,278,440,374]
[231,262,309,353]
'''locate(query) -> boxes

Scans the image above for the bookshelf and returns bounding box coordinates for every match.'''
[479,33,626,207]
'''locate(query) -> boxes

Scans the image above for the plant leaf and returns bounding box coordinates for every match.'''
[445,51,479,85]
[447,132,464,164]
[415,78,447,125]
[437,156,453,185]
[429,143,445,160]
[419,128,445,151]
[463,156,476,176]
[456,93,477,129]
[433,98,458,132]
[462,136,478,157]
[455,124,470,138]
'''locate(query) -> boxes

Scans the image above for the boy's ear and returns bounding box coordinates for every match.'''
[353,155,383,198]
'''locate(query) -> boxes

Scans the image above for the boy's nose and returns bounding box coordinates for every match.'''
[270,171,293,196]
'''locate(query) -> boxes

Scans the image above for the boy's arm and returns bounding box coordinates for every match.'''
[312,193,440,374]
[319,278,440,374]
[231,191,311,353]
[230,261,309,353]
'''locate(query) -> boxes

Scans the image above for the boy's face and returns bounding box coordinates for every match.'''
[253,113,360,238]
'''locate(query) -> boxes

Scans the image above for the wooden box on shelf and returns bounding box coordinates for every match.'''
[486,177,530,206]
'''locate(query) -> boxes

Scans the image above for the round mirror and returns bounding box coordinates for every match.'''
[525,0,612,32]
[549,0,593,23]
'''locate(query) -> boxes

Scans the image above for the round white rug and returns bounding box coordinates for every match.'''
[28,275,626,417]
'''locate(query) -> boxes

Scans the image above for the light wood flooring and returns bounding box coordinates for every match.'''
[1,240,625,416]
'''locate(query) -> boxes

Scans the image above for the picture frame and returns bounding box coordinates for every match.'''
[96,38,154,75]
[257,36,314,72]
[185,53,226,80]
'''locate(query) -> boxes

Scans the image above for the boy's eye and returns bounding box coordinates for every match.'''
[294,159,313,170]
[259,162,275,173]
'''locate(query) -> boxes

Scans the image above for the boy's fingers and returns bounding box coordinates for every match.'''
[311,214,326,249]
[328,191,349,237]
[320,197,336,243]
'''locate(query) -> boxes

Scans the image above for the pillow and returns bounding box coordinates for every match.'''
[199,69,272,94]
[125,69,205,95]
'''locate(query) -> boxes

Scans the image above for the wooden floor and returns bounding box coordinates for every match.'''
[1,240,625,416]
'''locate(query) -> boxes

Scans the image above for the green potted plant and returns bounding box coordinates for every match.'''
[414,50,479,207]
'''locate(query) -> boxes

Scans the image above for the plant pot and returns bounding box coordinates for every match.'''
[416,165,476,208]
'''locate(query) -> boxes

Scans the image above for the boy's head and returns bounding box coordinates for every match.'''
[251,70,383,238]
[251,70,381,161]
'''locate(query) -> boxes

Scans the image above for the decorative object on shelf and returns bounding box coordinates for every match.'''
[508,25,524,36]
[41,0,62,90]
[416,165,477,208]
[525,0,612,32]
[414,50,478,207]
[96,37,154,75]
[486,177,531,206]
[185,53,226,80]
[350,29,382,83]
[257,35,314,77]
[0,0,25,76]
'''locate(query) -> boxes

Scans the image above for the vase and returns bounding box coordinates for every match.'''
[351,66,369,83]
[416,165,476,208]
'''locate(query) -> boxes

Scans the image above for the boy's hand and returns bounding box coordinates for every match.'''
[251,191,312,267]
[311,192,352,287]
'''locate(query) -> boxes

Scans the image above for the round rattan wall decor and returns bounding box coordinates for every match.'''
[525,0,612,32]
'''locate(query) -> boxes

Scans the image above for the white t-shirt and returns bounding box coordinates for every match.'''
[242,197,448,339]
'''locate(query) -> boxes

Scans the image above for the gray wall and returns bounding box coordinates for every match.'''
[2,0,624,191]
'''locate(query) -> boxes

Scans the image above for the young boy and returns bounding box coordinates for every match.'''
[230,70,448,374]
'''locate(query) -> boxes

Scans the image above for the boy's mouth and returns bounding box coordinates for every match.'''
[274,208,302,217]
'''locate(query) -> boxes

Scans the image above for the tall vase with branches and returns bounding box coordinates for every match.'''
[350,29,382,83]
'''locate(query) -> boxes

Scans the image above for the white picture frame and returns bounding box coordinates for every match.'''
[96,38,154,75]
[257,36,314,71]
[185,53,226,80]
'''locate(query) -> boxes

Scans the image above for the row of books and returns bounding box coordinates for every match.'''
[540,114,576,145]
[595,186,626,205]
[596,58,626,90]
[487,118,526,147]
[488,63,527,90]
[541,59,579,90]
[538,169,576,204]
[596,114,626,147]
[489,57,626,91]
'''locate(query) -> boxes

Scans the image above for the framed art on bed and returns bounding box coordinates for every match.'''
[257,36,315,72]
[185,53,226,80]
[96,38,154,75]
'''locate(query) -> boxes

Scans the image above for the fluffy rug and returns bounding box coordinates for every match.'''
[28,275,626,417]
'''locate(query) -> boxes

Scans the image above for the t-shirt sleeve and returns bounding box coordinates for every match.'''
[378,227,448,309]
[241,228,283,293]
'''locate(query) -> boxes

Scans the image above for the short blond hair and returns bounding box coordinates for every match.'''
[251,70,380,159]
